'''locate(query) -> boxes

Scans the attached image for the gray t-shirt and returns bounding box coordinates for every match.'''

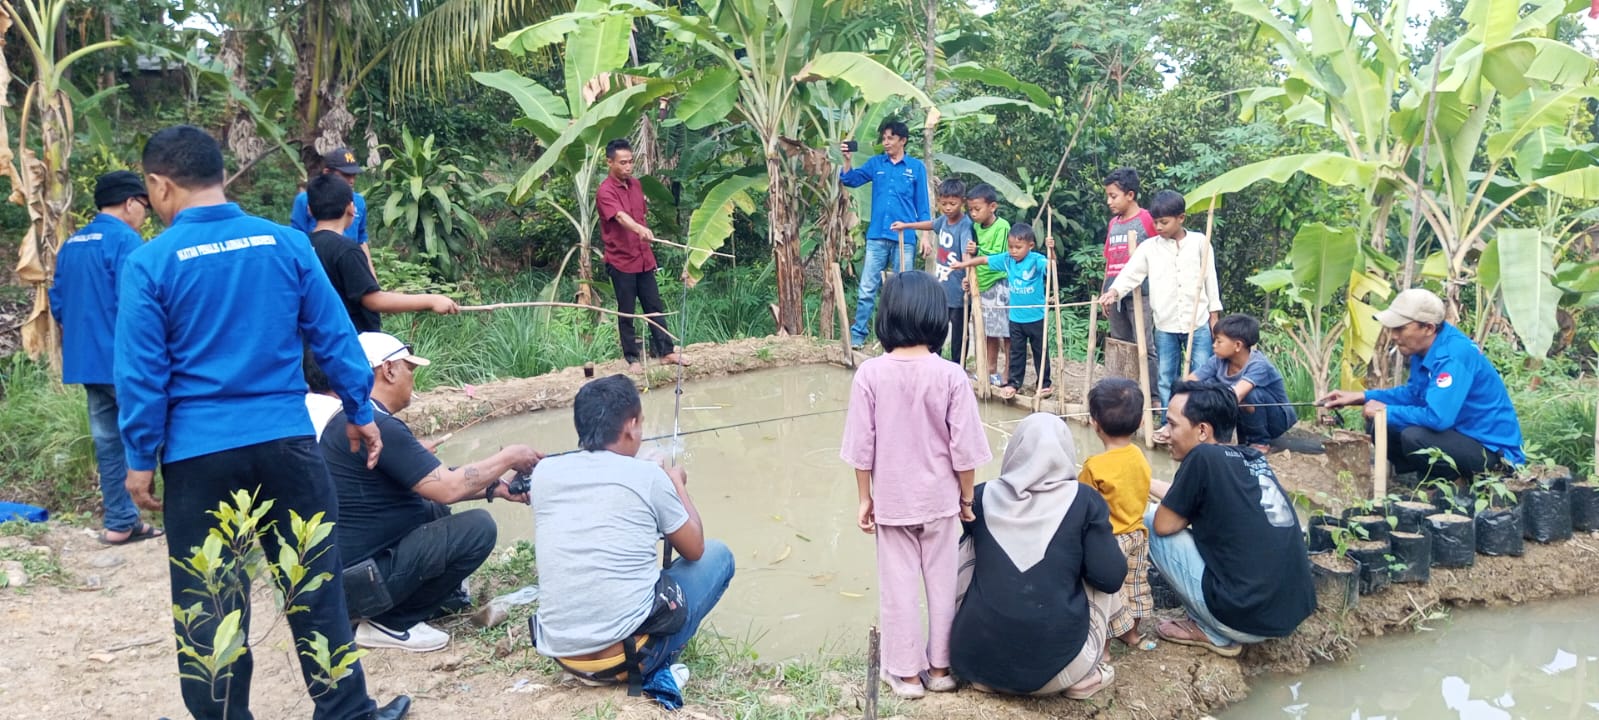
[933,215,974,309]
[1194,351,1291,405]
[530,450,690,656]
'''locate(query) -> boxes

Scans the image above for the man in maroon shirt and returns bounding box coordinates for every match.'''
[597,138,688,372]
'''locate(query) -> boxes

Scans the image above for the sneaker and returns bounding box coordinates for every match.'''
[356,619,450,652]
[881,670,925,699]
[670,663,691,689]
[988,373,1004,386]
[921,670,957,693]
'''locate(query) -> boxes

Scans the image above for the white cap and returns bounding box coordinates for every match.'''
[357,332,431,368]
[1375,289,1446,328]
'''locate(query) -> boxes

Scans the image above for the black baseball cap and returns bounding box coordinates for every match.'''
[322,147,362,175]
[94,171,148,208]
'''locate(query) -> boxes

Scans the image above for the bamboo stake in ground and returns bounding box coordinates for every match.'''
[897,229,908,274]
[459,301,679,342]
[831,262,855,368]
[971,273,990,399]
[1048,227,1068,415]
[864,626,881,720]
[1182,199,1218,377]
[1373,405,1390,500]
[1133,290,1154,447]
[1081,301,1100,412]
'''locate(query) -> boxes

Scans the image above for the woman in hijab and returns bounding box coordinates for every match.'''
[949,413,1127,698]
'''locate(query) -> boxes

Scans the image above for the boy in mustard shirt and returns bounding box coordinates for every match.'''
[1081,378,1158,650]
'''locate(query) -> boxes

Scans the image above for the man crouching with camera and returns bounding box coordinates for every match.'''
[316,331,541,652]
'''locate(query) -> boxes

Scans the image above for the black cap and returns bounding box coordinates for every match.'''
[322,147,362,175]
[94,171,148,209]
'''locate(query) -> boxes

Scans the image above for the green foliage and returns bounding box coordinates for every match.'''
[0,356,96,513]
[369,130,488,279]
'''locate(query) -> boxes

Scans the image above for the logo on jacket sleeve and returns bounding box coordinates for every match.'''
[1435,372,1453,389]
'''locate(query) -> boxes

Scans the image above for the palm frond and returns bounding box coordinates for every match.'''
[385,0,572,99]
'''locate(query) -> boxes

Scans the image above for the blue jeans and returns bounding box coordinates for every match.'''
[1238,388,1296,447]
[1142,505,1266,648]
[643,539,736,673]
[84,384,139,532]
[851,238,920,345]
[1155,323,1213,419]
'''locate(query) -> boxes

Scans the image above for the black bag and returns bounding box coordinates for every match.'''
[341,558,394,620]
[539,571,687,697]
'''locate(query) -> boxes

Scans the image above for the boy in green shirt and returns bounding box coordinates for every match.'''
[964,184,1011,386]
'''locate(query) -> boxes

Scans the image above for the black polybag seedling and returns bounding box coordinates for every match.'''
[1517,480,1573,544]
[1427,513,1476,568]
[1475,506,1524,557]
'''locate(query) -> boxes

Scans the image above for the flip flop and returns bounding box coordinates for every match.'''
[1064,662,1115,700]
[98,523,164,546]
[1157,618,1241,658]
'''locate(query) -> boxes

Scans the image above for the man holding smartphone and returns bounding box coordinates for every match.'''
[840,119,932,350]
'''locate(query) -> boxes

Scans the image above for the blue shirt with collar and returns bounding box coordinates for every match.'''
[839,153,931,242]
[1364,322,1525,465]
[114,202,375,471]
[985,251,1050,324]
[291,189,369,244]
[49,213,145,385]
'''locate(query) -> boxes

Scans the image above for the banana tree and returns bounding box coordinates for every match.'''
[2,0,129,370]
[1187,0,1599,380]
[475,0,671,304]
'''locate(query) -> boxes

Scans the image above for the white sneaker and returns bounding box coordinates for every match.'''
[670,663,691,689]
[355,619,450,652]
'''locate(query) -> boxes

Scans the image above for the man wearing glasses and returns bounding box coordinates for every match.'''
[48,171,163,546]
[318,332,541,653]
[1319,288,1525,480]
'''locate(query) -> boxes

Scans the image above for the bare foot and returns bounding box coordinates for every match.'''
[627,361,644,374]
[1037,386,1054,399]
[1152,425,1172,444]
[998,386,1018,399]
[663,352,692,367]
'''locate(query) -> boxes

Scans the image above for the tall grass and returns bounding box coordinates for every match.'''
[0,355,97,512]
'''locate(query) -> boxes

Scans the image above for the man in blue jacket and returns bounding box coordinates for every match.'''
[117,126,410,720]
[48,171,161,545]
[292,146,374,277]
[839,119,931,349]
[1319,289,1525,480]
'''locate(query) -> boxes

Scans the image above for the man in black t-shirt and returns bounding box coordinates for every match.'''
[319,332,542,653]
[304,175,458,332]
[1144,381,1315,657]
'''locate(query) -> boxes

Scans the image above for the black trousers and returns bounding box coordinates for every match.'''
[946,306,966,365]
[608,264,673,363]
[1102,277,1158,381]
[1008,319,1052,390]
[1385,425,1502,480]
[369,507,497,628]
[162,437,374,720]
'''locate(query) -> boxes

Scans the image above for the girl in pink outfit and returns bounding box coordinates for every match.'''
[841,271,994,699]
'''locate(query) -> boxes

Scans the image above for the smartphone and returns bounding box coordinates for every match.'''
[843,140,859,152]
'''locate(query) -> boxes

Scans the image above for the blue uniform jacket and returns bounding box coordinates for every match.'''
[291,189,369,244]
[1365,322,1525,465]
[49,214,145,385]
[839,154,930,242]
[114,203,375,471]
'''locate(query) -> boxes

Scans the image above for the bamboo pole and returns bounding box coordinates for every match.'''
[459,302,679,342]
[897,229,908,274]
[1081,301,1100,409]
[831,262,855,368]
[971,269,990,399]
[1049,228,1068,416]
[650,237,735,259]
[1035,243,1053,413]
[1133,290,1154,447]
[1373,406,1390,500]
[1182,202,1218,377]
[864,626,880,720]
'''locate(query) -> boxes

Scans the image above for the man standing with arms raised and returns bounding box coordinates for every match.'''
[117,125,410,720]
[840,119,932,350]
[597,138,689,373]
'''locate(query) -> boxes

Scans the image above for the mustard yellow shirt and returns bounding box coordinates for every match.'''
[1080,444,1152,535]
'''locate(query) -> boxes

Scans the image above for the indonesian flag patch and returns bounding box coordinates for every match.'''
[1436,372,1453,389]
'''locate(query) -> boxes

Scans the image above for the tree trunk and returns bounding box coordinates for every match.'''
[767,155,805,334]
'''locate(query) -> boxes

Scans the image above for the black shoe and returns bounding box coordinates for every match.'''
[375,695,412,720]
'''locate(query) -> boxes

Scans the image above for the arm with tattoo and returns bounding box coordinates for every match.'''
[411,444,541,504]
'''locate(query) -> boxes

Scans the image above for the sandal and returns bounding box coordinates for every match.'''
[880,670,925,699]
[98,523,164,546]
[1152,425,1172,445]
[998,386,1018,399]
[1157,618,1241,658]
[1037,386,1054,399]
[1064,662,1115,700]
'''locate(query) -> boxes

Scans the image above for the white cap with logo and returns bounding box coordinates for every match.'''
[1375,288,1446,328]
[357,332,432,368]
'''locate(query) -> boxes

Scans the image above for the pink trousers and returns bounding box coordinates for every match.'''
[875,514,960,678]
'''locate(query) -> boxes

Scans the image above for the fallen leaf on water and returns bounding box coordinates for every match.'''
[771,514,783,522]
[771,545,792,564]
[808,573,835,585]
[794,533,811,542]
[839,591,864,598]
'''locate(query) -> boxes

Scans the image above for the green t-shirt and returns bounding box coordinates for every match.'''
[973,216,1012,291]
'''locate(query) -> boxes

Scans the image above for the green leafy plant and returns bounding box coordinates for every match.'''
[1470,475,1518,515]
[371,129,488,279]
[1326,524,1357,558]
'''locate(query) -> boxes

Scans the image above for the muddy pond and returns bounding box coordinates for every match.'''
[435,364,1176,659]
[1226,595,1599,719]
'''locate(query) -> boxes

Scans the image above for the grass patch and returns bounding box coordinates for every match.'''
[0,356,98,513]
[0,521,68,590]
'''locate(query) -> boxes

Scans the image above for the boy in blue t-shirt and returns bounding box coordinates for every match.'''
[893,178,973,365]
[952,222,1051,398]
[1186,313,1297,450]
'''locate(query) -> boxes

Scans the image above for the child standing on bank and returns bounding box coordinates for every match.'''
[1097,189,1221,442]
[964,184,1011,386]
[1101,168,1157,382]
[1187,313,1297,451]
[840,271,993,700]
[952,223,1051,399]
[1080,378,1158,651]
[893,178,973,365]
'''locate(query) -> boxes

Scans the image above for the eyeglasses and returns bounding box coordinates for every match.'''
[131,196,151,210]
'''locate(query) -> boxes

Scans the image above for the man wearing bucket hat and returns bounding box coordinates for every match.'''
[49,171,163,545]
[292,146,374,275]
[320,332,541,653]
[1318,288,1525,479]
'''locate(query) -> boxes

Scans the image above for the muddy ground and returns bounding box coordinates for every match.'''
[5,337,1592,719]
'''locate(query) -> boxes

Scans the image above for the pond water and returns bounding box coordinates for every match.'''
[1224,595,1599,719]
[434,364,1176,659]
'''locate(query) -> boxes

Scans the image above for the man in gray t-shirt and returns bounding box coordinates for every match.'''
[531,375,735,683]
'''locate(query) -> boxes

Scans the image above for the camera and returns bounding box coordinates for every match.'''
[507,471,532,496]
[843,139,859,152]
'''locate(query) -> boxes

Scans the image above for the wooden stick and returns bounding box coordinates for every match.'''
[864,626,881,720]
[1081,301,1100,410]
[651,237,735,259]
[971,272,990,399]
[1373,405,1390,500]
[1182,200,1218,377]
[458,301,679,341]
[897,230,908,274]
[1128,230,1155,448]
[1048,222,1068,415]
[831,262,855,368]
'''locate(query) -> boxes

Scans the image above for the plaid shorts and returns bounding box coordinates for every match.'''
[1110,529,1152,637]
